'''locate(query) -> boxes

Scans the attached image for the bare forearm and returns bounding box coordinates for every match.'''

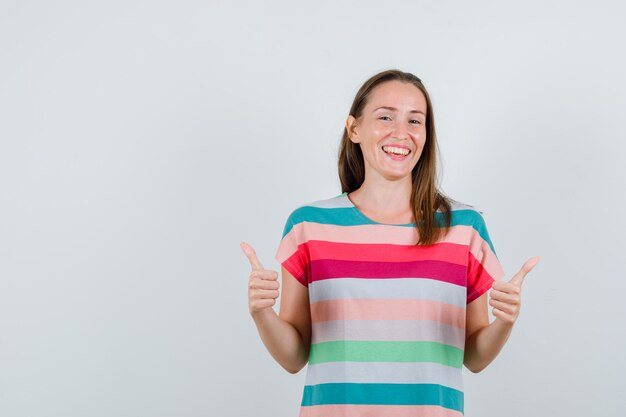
[464,257,539,373]
[251,308,309,374]
[464,318,514,373]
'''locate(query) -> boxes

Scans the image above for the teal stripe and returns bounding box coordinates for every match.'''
[467,210,497,255]
[281,207,370,235]
[309,340,463,368]
[282,205,497,255]
[301,382,463,412]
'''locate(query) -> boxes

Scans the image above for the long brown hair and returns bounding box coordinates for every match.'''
[338,69,452,245]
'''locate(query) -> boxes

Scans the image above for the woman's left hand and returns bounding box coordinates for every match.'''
[489,256,540,325]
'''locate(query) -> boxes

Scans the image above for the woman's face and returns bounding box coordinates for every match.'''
[346,80,427,183]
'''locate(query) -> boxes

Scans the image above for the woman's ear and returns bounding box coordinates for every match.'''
[346,115,359,143]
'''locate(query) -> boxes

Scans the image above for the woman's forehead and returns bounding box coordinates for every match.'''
[366,81,427,111]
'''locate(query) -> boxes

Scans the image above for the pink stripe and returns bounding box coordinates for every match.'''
[282,251,308,286]
[309,259,466,286]
[275,222,505,288]
[307,240,466,265]
[467,228,506,282]
[467,254,495,303]
[310,298,465,329]
[276,223,473,265]
[299,404,463,417]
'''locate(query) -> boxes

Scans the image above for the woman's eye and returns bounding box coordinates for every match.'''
[378,116,392,121]
[410,119,422,125]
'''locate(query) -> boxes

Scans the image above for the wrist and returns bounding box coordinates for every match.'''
[251,306,277,322]
[492,317,515,332]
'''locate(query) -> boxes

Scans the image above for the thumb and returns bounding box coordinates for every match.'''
[240,241,264,271]
[509,256,540,286]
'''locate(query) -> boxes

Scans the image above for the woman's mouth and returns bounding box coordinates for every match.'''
[382,145,411,160]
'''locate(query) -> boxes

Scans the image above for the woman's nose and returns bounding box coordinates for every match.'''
[392,122,409,139]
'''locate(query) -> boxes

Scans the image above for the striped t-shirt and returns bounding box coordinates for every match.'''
[274,192,505,417]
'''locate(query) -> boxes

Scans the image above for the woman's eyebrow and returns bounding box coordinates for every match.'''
[373,106,425,115]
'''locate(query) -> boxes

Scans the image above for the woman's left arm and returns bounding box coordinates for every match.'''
[463,256,540,373]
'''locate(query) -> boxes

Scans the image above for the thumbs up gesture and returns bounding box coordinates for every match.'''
[489,256,540,324]
[240,241,280,316]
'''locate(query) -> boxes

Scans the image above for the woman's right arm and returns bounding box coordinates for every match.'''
[242,242,311,374]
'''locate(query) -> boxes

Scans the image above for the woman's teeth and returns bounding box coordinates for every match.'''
[382,146,410,156]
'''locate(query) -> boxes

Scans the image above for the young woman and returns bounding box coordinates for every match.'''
[241,69,539,417]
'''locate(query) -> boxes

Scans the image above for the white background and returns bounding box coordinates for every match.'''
[1,1,625,416]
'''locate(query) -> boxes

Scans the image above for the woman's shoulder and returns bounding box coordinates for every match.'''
[442,197,489,227]
[283,193,350,225]
[302,192,352,210]
[446,199,483,214]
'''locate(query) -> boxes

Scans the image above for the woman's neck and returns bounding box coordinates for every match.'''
[348,176,414,222]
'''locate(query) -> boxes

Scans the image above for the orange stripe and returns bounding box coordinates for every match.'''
[310,298,465,329]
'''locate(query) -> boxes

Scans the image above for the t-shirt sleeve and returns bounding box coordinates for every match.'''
[274,209,310,288]
[466,211,506,304]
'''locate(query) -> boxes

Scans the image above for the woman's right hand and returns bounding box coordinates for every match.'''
[240,241,280,316]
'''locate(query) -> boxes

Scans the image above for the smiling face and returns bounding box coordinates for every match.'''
[346,80,428,183]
